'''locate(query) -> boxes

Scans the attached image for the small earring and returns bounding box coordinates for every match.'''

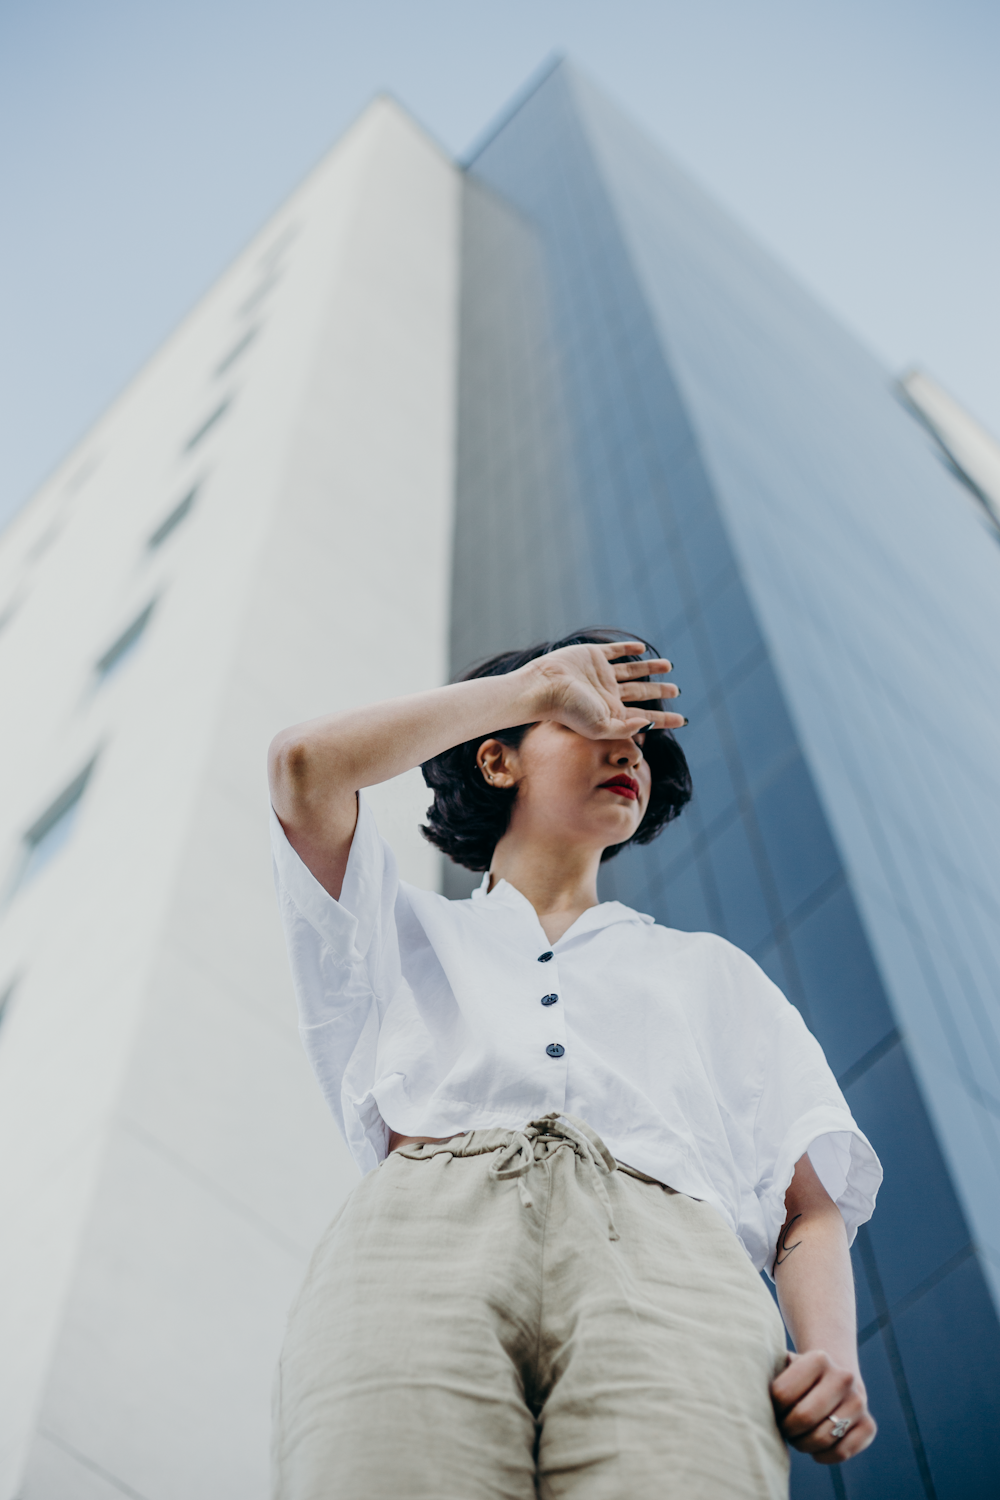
[484,770,494,783]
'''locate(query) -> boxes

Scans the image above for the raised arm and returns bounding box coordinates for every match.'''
[267,642,680,900]
[769,1153,877,1464]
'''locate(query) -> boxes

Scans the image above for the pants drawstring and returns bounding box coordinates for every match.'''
[488,1113,620,1240]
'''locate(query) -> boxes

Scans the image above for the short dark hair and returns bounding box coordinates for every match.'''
[420,628,692,872]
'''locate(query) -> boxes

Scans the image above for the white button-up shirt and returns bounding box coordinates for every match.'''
[271,795,881,1271]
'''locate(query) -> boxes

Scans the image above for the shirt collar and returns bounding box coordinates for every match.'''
[471,873,654,936]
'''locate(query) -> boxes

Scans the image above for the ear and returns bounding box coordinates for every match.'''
[477,739,517,789]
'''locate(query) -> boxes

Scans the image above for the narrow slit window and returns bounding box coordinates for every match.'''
[95,600,156,681]
[27,523,62,562]
[258,224,298,271]
[215,326,259,378]
[239,271,281,318]
[148,487,198,550]
[0,595,23,636]
[11,759,98,896]
[184,398,232,453]
[0,975,19,1030]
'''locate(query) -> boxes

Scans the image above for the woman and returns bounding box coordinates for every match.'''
[268,629,880,1499]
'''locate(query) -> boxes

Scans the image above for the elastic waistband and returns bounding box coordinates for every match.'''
[390,1113,672,1240]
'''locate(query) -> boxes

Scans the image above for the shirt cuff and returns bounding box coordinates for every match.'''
[269,795,386,958]
[762,1107,883,1278]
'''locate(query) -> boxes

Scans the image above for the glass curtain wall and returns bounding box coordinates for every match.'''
[453,61,1000,1500]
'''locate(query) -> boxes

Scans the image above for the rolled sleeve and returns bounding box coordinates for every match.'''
[754,1006,882,1277]
[269,794,400,1024]
[269,794,401,1163]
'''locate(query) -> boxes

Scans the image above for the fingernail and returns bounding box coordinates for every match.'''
[680,716,689,726]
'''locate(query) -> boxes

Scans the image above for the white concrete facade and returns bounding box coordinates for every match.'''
[0,99,459,1499]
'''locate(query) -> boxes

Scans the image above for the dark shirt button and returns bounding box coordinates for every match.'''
[545,1043,565,1058]
[538,951,554,962]
[541,993,559,1006]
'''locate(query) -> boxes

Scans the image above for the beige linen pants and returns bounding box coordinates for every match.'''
[273,1114,789,1500]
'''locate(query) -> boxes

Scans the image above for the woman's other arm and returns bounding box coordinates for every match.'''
[267,643,679,900]
[269,674,534,899]
[770,1153,877,1464]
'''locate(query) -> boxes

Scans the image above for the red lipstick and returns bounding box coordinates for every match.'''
[598,774,639,801]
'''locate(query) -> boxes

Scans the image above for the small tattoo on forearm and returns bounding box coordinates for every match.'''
[775,1214,803,1266]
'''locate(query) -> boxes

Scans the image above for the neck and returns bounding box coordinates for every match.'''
[488,834,602,945]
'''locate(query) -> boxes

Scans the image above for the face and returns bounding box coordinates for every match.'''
[478,721,651,856]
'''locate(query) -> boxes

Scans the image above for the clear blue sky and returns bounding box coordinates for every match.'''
[1,0,997,526]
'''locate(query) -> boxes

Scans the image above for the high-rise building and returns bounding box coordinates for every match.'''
[2,57,998,1500]
[0,98,457,1500]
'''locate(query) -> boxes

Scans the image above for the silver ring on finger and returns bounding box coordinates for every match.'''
[829,1416,853,1441]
